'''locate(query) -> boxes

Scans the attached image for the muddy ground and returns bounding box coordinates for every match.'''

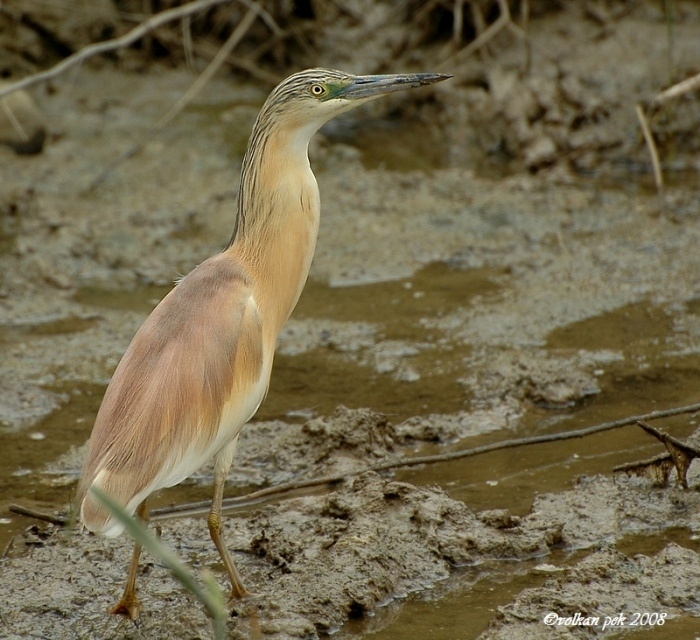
[1,1,700,639]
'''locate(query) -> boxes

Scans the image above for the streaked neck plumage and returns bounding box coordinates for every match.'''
[226,102,323,340]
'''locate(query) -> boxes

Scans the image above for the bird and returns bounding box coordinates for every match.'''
[76,68,451,619]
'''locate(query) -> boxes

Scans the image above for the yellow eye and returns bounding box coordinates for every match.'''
[310,84,326,97]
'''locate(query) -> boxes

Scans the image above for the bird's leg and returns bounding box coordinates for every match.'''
[208,438,249,600]
[110,500,149,620]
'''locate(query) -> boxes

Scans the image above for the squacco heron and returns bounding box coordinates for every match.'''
[76,68,450,619]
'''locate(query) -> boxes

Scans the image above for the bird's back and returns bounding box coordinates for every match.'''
[77,253,266,536]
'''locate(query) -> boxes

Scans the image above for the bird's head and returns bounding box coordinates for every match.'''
[260,68,451,136]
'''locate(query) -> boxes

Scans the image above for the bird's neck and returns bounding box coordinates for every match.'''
[228,123,321,339]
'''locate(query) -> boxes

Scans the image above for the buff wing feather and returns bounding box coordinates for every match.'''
[77,253,264,536]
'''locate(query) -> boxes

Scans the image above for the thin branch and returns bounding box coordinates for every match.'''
[634,419,700,488]
[87,2,260,190]
[156,4,259,132]
[652,71,700,106]
[153,27,280,85]
[0,100,29,141]
[519,0,530,28]
[240,0,283,36]
[441,0,512,67]
[182,14,196,71]
[150,400,700,520]
[634,71,700,205]
[613,451,676,487]
[8,504,68,526]
[453,0,465,45]
[0,0,242,100]
[11,401,700,527]
[635,103,664,198]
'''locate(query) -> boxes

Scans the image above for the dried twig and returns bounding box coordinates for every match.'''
[8,504,68,526]
[0,0,243,100]
[635,103,664,199]
[633,420,699,488]
[635,71,700,202]
[88,2,261,190]
[11,402,700,526]
[153,27,280,85]
[439,0,552,74]
[0,100,29,141]
[240,0,282,36]
[453,0,466,45]
[613,452,676,487]
[151,400,700,520]
[652,71,700,106]
[441,0,512,66]
[1,536,14,559]
[182,14,196,71]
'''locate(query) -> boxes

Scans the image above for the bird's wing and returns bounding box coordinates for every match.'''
[77,254,265,536]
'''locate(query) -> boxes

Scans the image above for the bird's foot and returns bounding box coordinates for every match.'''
[110,593,141,620]
[228,584,257,602]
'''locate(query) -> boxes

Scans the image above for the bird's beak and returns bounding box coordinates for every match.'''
[339,73,452,100]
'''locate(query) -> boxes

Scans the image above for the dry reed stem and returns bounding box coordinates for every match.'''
[0,100,29,141]
[0,0,244,100]
[88,2,261,190]
[635,103,664,196]
[653,71,700,106]
[635,71,700,201]
[441,0,512,66]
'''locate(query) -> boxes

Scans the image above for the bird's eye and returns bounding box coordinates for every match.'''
[310,84,326,97]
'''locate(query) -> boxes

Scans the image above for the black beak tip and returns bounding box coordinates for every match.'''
[417,73,453,86]
[413,73,452,87]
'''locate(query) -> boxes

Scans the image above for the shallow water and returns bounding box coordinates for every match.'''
[344,529,700,640]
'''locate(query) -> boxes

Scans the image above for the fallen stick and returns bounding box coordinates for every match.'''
[87,1,261,190]
[10,401,700,525]
[635,103,664,198]
[152,400,700,520]
[652,71,700,106]
[8,504,68,526]
[0,0,243,100]
[634,71,700,204]
[633,420,700,488]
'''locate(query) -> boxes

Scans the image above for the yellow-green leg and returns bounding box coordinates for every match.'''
[110,500,149,619]
[208,438,249,600]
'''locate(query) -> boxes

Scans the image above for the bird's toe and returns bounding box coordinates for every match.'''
[110,594,141,620]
